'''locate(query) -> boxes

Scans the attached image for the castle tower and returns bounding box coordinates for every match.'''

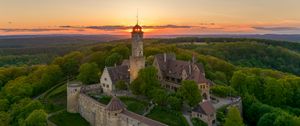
[67,81,82,113]
[105,96,125,126]
[129,21,145,82]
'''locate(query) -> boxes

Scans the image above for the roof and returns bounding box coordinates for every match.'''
[154,53,207,84]
[105,96,126,111]
[122,110,167,126]
[121,59,130,66]
[106,65,130,84]
[133,24,142,29]
[193,101,215,115]
[132,24,143,33]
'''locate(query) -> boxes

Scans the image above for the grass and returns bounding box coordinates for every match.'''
[96,95,112,105]
[146,106,189,126]
[192,118,208,126]
[46,84,67,98]
[43,84,67,113]
[119,96,148,115]
[49,110,90,126]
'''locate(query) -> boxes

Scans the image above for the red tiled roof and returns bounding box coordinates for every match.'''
[193,101,215,115]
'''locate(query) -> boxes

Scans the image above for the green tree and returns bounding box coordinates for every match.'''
[53,51,83,77]
[230,71,247,95]
[264,77,286,106]
[0,111,10,126]
[151,88,168,106]
[24,109,47,126]
[129,66,160,97]
[34,65,63,94]
[0,99,9,111]
[210,85,237,97]
[4,76,33,99]
[167,95,182,110]
[84,51,107,70]
[111,45,130,59]
[178,80,201,107]
[77,63,100,84]
[130,79,143,95]
[224,107,244,126]
[115,80,127,91]
[257,112,278,126]
[105,53,123,66]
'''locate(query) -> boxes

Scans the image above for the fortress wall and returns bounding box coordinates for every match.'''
[81,84,102,94]
[78,93,106,126]
[119,114,147,126]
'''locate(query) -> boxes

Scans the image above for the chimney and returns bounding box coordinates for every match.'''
[192,53,196,64]
[164,53,167,62]
[192,55,195,64]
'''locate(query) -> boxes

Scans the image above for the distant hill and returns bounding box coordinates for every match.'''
[149,34,300,42]
[1,34,300,42]
[0,34,127,67]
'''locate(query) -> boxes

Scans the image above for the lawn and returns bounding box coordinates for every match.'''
[43,84,67,113]
[49,110,90,126]
[119,96,148,115]
[95,95,112,105]
[192,118,208,126]
[146,107,189,126]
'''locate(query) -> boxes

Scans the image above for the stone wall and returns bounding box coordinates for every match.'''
[67,83,167,126]
[78,93,106,126]
[81,84,102,94]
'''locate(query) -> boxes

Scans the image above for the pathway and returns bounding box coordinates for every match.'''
[212,96,242,111]
[47,109,65,126]
[183,114,194,126]
[212,96,234,109]
[142,103,155,116]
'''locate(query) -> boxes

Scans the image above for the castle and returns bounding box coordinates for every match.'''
[67,21,216,126]
[67,82,166,126]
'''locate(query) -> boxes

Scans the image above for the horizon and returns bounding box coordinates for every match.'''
[1,0,300,35]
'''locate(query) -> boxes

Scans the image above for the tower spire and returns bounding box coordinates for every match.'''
[136,8,139,25]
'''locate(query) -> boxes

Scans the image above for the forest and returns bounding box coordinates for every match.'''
[0,37,300,126]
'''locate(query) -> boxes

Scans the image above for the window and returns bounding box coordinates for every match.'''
[106,85,109,88]
[104,78,107,81]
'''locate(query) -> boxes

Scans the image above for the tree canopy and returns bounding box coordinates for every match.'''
[77,62,99,84]
[224,107,244,126]
[178,80,202,107]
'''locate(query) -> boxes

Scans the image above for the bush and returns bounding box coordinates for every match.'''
[210,85,237,97]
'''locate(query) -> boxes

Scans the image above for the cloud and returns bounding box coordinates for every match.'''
[0,24,207,33]
[143,25,193,29]
[0,28,69,32]
[59,24,195,31]
[252,26,300,31]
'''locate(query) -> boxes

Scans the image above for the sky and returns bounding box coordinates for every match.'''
[1,0,300,35]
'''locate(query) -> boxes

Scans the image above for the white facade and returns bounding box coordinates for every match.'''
[100,68,113,95]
